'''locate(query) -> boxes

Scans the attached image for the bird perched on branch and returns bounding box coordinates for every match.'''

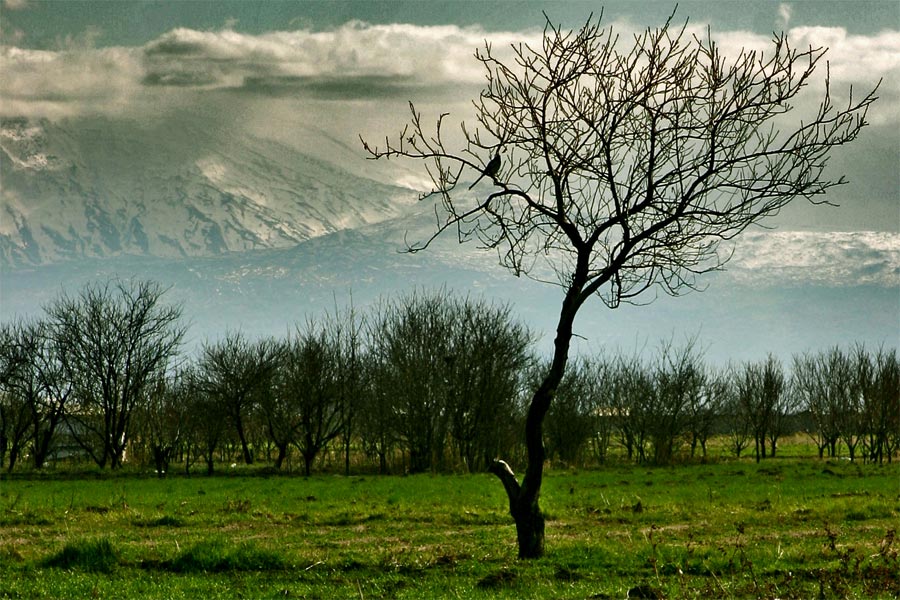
[468,152,501,190]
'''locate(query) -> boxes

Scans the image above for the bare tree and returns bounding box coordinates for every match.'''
[764,359,794,459]
[45,279,184,469]
[363,13,877,557]
[712,365,753,458]
[196,332,280,466]
[367,291,455,473]
[542,357,597,466]
[722,367,753,458]
[737,355,787,462]
[280,320,345,476]
[364,290,530,474]
[258,338,301,470]
[877,349,900,462]
[445,298,532,472]
[137,369,191,477]
[646,340,704,464]
[850,345,898,464]
[688,366,727,460]
[583,356,615,464]
[607,353,653,463]
[0,322,34,471]
[25,320,75,469]
[183,377,230,476]
[358,352,398,474]
[794,348,853,459]
[330,306,367,476]
[0,387,31,471]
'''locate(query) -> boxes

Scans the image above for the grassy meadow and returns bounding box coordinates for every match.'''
[1,446,898,599]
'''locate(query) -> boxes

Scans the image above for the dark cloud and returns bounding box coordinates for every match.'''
[142,70,221,87]
[144,36,208,57]
[239,74,424,100]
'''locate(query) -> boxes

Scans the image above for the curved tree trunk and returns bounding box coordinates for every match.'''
[490,286,580,558]
[489,459,546,558]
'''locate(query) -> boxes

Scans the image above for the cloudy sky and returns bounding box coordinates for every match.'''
[3,0,898,233]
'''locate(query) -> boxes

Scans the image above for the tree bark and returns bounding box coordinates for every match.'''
[489,460,546,558]
[274,443,288,469]
[490,285,581,559]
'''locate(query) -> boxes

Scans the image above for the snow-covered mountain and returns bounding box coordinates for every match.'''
[1,114,896,363]
[0,115,415,267]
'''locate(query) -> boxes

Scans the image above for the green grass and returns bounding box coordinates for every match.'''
[1,457,898,599]
[167,539,287,573]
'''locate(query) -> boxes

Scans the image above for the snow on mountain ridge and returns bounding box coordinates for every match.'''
[0,115,416,268]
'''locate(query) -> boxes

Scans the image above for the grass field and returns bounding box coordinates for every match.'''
[1,455,898,599]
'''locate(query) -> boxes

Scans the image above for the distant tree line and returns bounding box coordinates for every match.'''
[1,279,897,474]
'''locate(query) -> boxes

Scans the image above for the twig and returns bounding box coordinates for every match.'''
[305,560,324,571]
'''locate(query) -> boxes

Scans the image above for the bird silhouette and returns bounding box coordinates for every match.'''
[468,153,501,190]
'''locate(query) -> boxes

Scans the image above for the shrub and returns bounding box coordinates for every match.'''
[168,539,285,572]
[43,538,118,573]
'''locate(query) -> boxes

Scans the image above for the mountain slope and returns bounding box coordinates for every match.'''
[2,196,896,364]
[0,115,414,267]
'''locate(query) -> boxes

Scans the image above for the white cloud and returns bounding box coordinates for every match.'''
[726,231,900,287]
[706,25,897,128]
[0,21,543,127]
[138,22,530,94]
[789,26,899,126]
[0,45,142,119]
[1,19,896,200]
[2,20,895,123]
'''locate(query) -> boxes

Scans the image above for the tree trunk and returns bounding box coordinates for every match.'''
[344,434,351,476]
[489,460,545,558]
[7,445,19,472]
[274,443,288,469]
[205,447,215,475]
[33,429,53,469]
[489,286,580,559]
[514,501,545,558]
[235,415,254,464]
[152,446,169,478]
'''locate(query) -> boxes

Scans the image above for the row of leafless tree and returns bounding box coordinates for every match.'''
[1,280,897,474]
[0,281,532,475]
[544,345,898,467]
[0,280,183,471]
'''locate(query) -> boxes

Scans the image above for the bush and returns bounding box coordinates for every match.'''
[168,539,285,572]
[43,538,118,573]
